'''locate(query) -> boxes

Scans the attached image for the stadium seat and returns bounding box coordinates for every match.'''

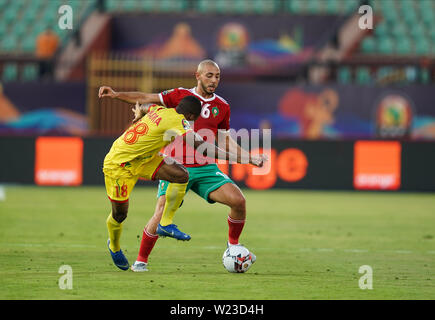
[361,0,432,57]
[343,0,359,14]
[288,0,305,14]
[355,67,372,84]
[325,0,339,15]
[0,22,7,39]
[409,23,427,39]
[2,63,18,82]
[104,0,188,13]
[0,0,97,54]
[0,0,7,10]
[21,8,37,25]
[119,0,138,11]
[196,0,209,12]
[20,36,36,53]
[421,9,435,26]
[306,0,322,14]
[429,28,435,42]
[380,2,398,23]
[377,36,395,54]
[14,23,29,39]
[286,0,359,15]
[1,35,18,53]
[252,0,278,14]
[403,10,418,25]
[391,22,408,39]
[414,38,430,55]
[21,64,39,81]
[420,68,431,84]
[3,6,19,24]
[361,36,376,54]
[374,21,388,38]
[42,9,59,27]
[26,0,42,11]
[337,67,352,84]
[106,0,120,11]
[396,37,412,55]
[230,0,247,14]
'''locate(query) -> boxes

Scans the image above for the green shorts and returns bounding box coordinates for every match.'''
[157,164,234,203]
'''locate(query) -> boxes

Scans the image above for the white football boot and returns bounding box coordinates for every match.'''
[130,261,149,272]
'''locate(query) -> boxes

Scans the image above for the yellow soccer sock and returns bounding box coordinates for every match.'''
[107,213,123,252]
[159,182,188,226]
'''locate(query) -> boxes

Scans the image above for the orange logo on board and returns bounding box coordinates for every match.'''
[35,137,83,186]
[354,141,401,190]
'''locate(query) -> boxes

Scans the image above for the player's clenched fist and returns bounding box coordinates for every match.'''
[249,154,269,167]
[98,86,117,98]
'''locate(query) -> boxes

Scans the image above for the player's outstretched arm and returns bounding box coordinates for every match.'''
[217,130,267,167]
[98,86,161,105]
[183,131,241,163]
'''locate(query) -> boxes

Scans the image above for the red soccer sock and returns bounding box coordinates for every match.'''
[227,216,245,245]
[137,228,159,263]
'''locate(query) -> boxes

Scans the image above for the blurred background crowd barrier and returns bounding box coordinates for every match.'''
[1,0,435,191]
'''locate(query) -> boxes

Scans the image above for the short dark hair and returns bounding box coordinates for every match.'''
[176,95,202,116]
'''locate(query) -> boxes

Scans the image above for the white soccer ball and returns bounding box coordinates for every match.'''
[222,245,254,273]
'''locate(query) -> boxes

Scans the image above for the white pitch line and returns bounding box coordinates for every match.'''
[202,246,222,250]
[3,243,97,248]
[392,250,413,254]
[317,248,334,252]
[343,249,369,253]
[0,186,5,201]
[296,248,433,255]
[3,243,434,255]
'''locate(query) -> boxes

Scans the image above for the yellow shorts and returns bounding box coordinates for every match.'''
[103,154,165,202]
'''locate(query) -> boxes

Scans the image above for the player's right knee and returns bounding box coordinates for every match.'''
[111,203,128,223]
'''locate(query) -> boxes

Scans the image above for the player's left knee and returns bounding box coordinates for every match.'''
[231,194,246,212]
[111,202,129,223]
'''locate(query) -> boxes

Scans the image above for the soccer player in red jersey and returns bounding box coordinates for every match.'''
[99,60,267,271]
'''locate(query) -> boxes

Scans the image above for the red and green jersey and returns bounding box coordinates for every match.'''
[158,87,231,167]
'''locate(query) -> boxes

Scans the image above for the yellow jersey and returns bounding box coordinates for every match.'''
[103,105,192,176]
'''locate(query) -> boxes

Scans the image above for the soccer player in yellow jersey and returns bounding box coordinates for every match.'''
[104,96,241,270]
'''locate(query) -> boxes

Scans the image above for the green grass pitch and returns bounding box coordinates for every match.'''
[0,185,434,300]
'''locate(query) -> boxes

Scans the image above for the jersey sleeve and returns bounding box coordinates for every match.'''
[148,105,165,113]
[158,88,182,108]
[163,117,193,142]
[218,106,230,131]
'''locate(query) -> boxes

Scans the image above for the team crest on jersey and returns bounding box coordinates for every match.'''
[182,119,191,130]
[161,89,174,95]
[211,106,219,117]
